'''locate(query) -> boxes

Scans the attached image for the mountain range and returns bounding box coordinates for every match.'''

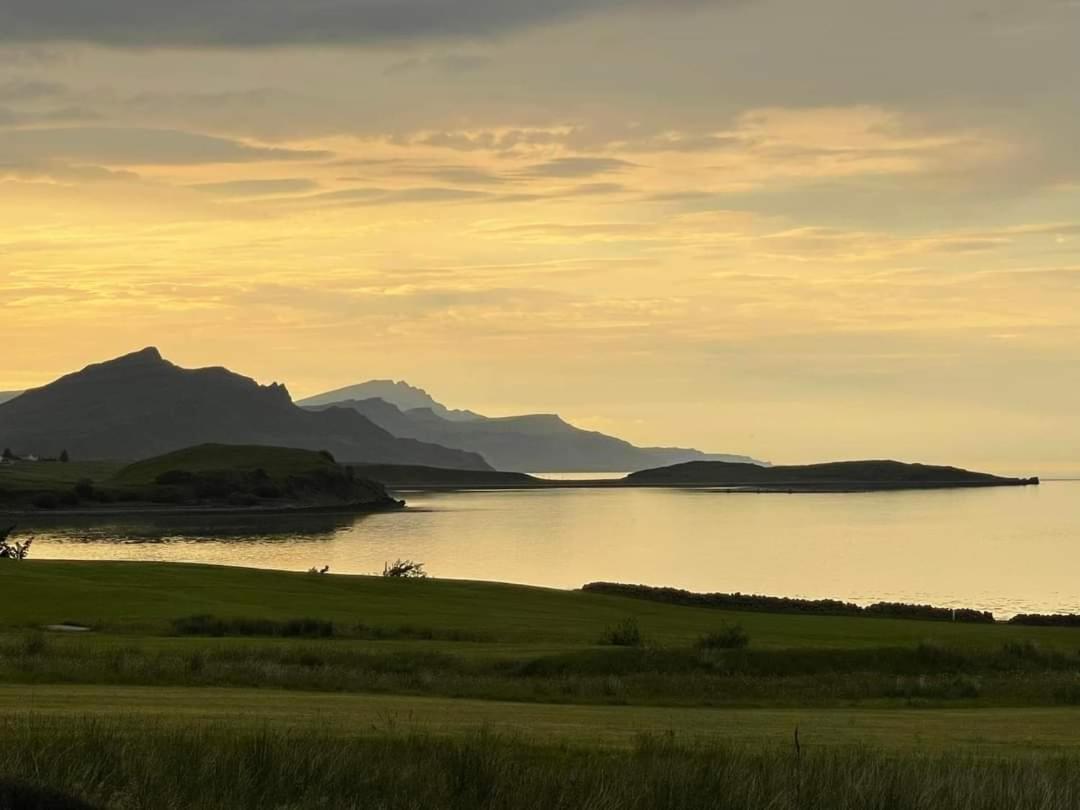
[297,391,764,473]
[0,348,490,469]
[0,348,762,472]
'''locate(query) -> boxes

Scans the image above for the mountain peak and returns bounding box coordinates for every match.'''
[106,346,165,366]
[298,379,484,422]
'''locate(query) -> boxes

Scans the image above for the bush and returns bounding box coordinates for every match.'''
[582,583,998,623]
[171,615,335,639]
[0,536,32,561]
[600,618,643,647]
[696,624,750,650]
[383,559,427,579]
[1010,613,1080,627]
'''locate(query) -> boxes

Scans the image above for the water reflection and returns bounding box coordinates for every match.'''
[16,482,1080,617]
[21,511,360,544]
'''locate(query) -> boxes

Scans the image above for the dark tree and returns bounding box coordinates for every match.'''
[60,449,70,463]
[1,448,12,461]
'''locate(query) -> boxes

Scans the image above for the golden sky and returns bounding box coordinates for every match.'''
[1,0,1079,474]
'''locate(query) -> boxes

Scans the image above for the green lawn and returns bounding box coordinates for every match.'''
[4,560,1080,650]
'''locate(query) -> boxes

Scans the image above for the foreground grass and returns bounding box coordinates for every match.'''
[6,561,1080,806]
[7,685,1080,752]
[4,717,1080,810]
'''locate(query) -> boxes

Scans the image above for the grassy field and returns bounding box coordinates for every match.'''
[112,444,339,485]
[7,685,1080,752]
[0,461,120,492]
[6,560,1080,649]
[4,560,1080,807]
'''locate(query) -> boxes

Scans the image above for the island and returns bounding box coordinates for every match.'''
[626,459,1040,491]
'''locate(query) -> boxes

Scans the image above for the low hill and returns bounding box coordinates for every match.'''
[627,460,1039,490]
[304,395,765,473]
[0,349,490,470]
[1,444,402,511]
[115,444,341,484]
[0,391,22,405]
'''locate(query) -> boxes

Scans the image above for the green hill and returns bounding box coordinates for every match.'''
[115,444,340,484]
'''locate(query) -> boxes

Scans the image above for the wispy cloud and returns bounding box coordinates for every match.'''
[0,127,330,165]
[0,0,733,47]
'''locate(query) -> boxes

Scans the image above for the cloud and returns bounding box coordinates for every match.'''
[420,165,508,185]
[417,128,572,153]
[0,79,67,102]
[190,178,320,197]
[0,127,330,165]
[306,186,492,207]
[0,0,732,48]
[0,160,141,184]
[521,156,638,178]
[384,53,494,76]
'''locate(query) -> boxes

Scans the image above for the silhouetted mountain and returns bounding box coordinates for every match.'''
[628,460,1038,490]
[0,391,22,405]
[298,380,483,422]
[0,349,491,469]
[304,395,765,472]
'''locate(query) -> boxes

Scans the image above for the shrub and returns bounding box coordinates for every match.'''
[171,615,335,639]
[1010,613,1080,627]
[600,618,643,647]
[696,624,750,650]
[383,559,427,579]
[582,583,996,624]
[0,536,32,561]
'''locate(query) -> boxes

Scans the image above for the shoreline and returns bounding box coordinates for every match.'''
[0,499,405,519]
[388,478,1039,493]
[0,477,1040,515]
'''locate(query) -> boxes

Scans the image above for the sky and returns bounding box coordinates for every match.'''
[1,0,1078,475]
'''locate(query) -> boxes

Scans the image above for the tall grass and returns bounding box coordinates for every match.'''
[2,719,1080,809]
[4,634,1080,708]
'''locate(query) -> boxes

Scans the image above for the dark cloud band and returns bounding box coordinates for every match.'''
[0,0,724,47]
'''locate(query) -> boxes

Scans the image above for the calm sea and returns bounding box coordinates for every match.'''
[17,480,1080,617]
